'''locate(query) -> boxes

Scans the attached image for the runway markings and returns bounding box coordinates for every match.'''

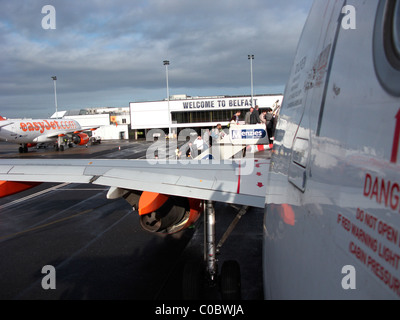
[0,182,70,210]
[0,198,119,241]
[13,208,132,300]
[0,207,93,241]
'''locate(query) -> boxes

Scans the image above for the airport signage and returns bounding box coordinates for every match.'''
[182,98,258,110]
[231,128,266,140]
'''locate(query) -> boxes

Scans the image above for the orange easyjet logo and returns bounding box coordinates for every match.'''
[20,120,78,133]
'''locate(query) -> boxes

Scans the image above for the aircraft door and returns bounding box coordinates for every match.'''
[7,123,17,141]
[264,0,348,299]
[288,136,309,192]
[286,1,345,192]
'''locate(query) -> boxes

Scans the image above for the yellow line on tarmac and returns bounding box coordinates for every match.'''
[0,208,93,241]
[0,182,70,210]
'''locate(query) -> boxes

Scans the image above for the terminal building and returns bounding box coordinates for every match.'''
[54,93,283,140]
[129,93,283,138]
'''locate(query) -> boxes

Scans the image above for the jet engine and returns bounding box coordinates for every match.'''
[107,188,202,234]
[138,192,202,234]
[72,133,89,145]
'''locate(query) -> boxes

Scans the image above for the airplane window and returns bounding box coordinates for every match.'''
[373,0,400,96]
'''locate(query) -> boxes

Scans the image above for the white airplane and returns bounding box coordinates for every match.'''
[0,116,97,153]
[0,0,399,300]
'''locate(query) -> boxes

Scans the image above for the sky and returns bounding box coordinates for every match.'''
[0,0,314,119]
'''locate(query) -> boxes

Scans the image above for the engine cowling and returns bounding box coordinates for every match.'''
[106,188,203,234]
[72,133,89,145]
[138,192,202,234]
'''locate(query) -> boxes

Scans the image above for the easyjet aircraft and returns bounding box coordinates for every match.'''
[0,0,399,299]
[0,116,96,153]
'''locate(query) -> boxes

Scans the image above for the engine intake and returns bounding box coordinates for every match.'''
[139,196,188,233]
[106,188,202,234]
[72,133,89,145]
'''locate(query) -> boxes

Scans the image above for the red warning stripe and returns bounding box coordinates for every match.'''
[237,161,241,194]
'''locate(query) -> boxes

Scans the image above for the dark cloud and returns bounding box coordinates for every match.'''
[0,0,313,118]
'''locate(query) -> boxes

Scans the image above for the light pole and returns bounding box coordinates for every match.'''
[51,76,58,118]
[248,55,254,107]
[163,60,171,138]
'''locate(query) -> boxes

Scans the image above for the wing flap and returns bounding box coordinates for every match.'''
[103,168,180,186]
[8,165,85,176]
[92,175,264,207]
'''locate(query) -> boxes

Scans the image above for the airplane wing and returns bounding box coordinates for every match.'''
[0,158,269,208]
[45,126,99,138]
[45,131,73,138]
[79,126,100,132]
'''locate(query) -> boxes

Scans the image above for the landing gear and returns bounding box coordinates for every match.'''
[182,261,205,300]
[55,136,65,151]
[220,260,241,300]
[18,144,28,153]
[182,201,245,300]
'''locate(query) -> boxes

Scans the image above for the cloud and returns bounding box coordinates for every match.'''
[0,0,313,118]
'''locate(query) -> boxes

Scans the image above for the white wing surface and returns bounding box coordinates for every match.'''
[0,158,269,208]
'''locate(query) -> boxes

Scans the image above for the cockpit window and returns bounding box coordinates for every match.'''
[373,0,400,96]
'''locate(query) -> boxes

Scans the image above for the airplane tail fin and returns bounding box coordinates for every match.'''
[0,116,6,121]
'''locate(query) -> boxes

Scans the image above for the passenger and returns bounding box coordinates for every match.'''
[202,129,210,151]
[265,107,274,143]
[230,111,241,124]
[260,110,267,124]
[245,107,254,124]
[193,136,204,156]
[252,105,261,124]
[250,106,259,124]
[211,123,225,144]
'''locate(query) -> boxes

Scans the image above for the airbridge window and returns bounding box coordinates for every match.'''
[373,0,400,96]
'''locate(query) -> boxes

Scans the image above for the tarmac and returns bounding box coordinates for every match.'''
[0,139,266,300]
